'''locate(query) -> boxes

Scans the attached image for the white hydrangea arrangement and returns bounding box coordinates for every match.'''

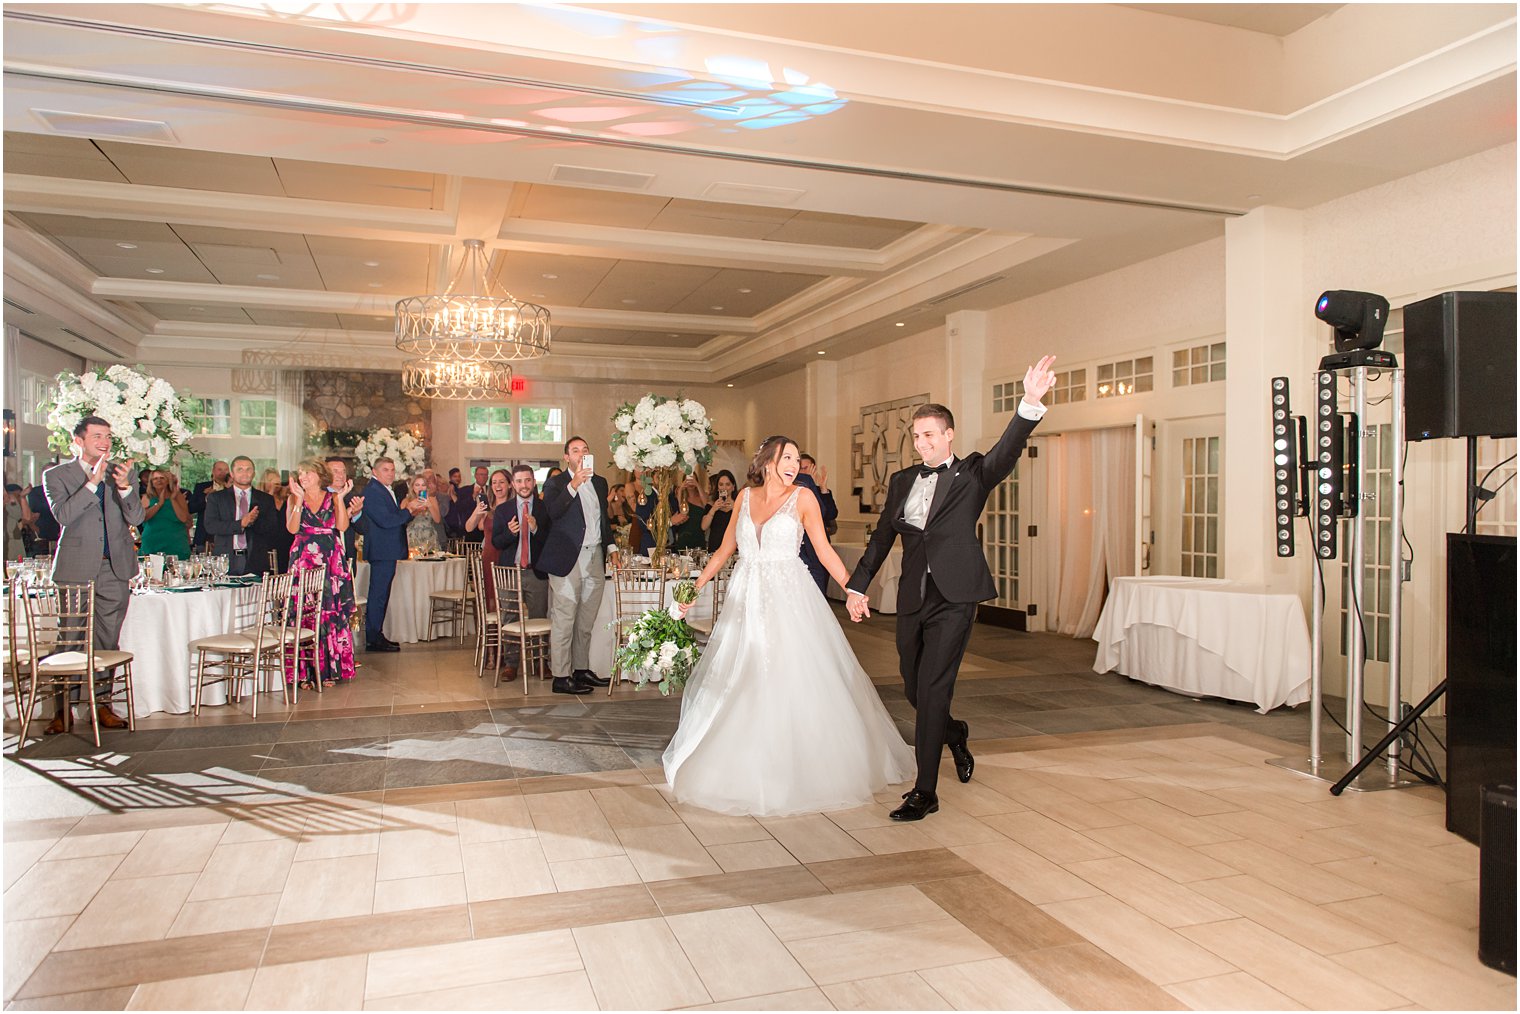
[614,583,702,696]
[354,426,426,478]
[610,395,716,473]
[43,364,195,466]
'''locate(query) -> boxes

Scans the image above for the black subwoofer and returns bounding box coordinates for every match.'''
[1479,784,1516,975]
[1403,291,1516,441]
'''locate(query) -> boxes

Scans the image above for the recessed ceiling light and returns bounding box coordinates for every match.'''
[737,288,752,294]
[894,322,905,327]
[363,260,381,267]
[669,333,679,338]
[368,282,383,288]
[256,273,279,281]
[726,383,734,388]
[145,267,165,274]
[710,305,724,311]
[116,242,138,250]
[370,137,388,144]
[1246,193,1263,201]
[621,298,637,305]
[541,273,558,280]
[190,306,205,311]
[532,293,546,298]
[817,350,826,356]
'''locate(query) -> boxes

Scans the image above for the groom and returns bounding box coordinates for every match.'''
[847,355,1056,821]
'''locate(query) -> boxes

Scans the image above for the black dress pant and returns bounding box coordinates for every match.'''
[895,571,975,795]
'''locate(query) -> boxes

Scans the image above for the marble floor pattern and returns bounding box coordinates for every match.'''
[3,613,1507,1010]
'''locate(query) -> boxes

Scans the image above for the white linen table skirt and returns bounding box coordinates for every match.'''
[826,543,903,614]
[119,587,238,718]
[354,559,468,645]
[1091,576,1312,713]
[583,576,716,681]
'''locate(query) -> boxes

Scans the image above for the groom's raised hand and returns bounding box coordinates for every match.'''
[1022,355,1058,406]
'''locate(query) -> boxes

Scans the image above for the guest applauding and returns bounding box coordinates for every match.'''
[447,465,490,543]
[491,465,550,681]
[703,470,739,552]
[187,459,229,552]
[403,475,444,554]
[139,468,192,559]
[325,457,363,562]
[285,458,357,689]
[358,457,412,653]
[261,468,295,572]
[205,456,282,575]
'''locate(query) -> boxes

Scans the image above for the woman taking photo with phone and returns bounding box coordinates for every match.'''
[702,470,739,552]
[402,473,444,554]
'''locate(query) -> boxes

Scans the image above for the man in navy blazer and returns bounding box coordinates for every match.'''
[540,436,613,695]
[359,457,419,652]
[792,466,837,594]
[492,464,552,680]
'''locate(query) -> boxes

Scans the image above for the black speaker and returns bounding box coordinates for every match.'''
[1404,291,1516,441]
[1479,784,1516,975]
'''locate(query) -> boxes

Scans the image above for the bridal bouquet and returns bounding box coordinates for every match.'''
[43,364,195,466]
[354,426,426,477]
[609,395,715,473]
[615,582,702,695]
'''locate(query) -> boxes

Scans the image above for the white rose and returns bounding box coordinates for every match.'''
[653,421,671,438]
[683,399,707,421]
[613,445,632,471]
[615,414,633,433]
[634,399,655,423]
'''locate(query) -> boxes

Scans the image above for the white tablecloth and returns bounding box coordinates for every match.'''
[586,575,716,680]
[1092,576,1311,713]
[826,543,903,614]
[354,558,468,644]
[120,587,238,718]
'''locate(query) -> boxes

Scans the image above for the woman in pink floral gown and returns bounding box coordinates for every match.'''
[285,458,357,688]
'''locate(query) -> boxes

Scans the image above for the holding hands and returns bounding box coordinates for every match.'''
[1022,355,1058,406]
[846,593,871,623]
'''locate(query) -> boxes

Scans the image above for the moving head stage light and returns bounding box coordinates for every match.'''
[1316,289,1397,370]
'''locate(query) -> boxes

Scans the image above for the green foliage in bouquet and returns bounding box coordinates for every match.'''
[614,590,702,696]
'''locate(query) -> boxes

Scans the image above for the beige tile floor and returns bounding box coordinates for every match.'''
[3,624,1509,1010]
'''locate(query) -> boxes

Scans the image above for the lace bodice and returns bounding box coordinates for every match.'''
[736,487,804,562]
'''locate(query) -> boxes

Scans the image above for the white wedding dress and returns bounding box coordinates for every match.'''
[662,487,916,816]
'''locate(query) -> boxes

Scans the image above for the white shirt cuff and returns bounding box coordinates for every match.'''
[117,486,134,498]
[1017,400,1047,421]
[845,589,868,598]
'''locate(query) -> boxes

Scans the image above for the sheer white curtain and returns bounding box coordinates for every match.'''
[1043,426,1137,638]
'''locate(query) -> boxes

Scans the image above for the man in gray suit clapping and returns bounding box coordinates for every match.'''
[42,415,143,734]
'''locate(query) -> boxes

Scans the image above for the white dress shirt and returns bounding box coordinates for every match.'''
[575,477,601,548]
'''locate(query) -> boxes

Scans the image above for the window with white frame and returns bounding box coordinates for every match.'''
[239,399,277,437]
[1180,434,1220,577]
[518,406,565,444]
[186,397,231,436]
[992,369,1086,411]
[465,406,512,442]
[19,373,56,426]
[1096,357,1153,398]
[1172,342,1226,387]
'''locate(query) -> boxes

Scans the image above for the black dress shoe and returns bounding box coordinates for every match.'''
[552,676,593,695]
[890,790,939,822]
[367,640,400,653]
[380,635,401,648]
[573,669,611,688]
[949,720,974,783]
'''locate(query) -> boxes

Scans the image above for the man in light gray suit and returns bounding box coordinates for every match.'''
[42,415,143,734]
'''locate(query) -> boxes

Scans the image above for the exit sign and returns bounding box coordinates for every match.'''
[511,377,527,394]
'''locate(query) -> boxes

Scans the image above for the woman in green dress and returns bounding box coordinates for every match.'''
[139,468,192,558]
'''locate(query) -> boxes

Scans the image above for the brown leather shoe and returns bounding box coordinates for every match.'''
[96,706,128,729]
[44,710,72,735]
[499,665,519,683]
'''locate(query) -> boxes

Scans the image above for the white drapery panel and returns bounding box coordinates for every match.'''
[1044,426,1137,638]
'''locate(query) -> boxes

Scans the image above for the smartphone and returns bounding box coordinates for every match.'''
[582,453,595,473]
[419,489,428,501]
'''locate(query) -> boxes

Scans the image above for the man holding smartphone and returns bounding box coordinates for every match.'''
[42,415,143,733]
[446,465,490,543]
[541,436,613,695]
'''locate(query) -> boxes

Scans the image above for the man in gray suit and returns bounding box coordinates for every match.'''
[42,415,143,733]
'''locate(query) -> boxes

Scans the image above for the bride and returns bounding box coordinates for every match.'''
[663,436,915,816]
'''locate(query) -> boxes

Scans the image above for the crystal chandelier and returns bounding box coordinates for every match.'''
[401,358,514,401]
[394,239,550,363]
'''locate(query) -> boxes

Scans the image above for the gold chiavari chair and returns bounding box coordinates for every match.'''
[493,564,552,693]
[470,553,502,679]
[5,582,34,749]
[428,542,479,643]
[685,558,735,640]
[187,575,281,717]
[609,565,666,695]
[282,566,326,702]
[19,583,136,748]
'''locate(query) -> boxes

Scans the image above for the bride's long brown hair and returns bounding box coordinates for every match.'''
[746,435,798,487]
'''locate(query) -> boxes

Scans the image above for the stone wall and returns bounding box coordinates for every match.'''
[303,369,430,450]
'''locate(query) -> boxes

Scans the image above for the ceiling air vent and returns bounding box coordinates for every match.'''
[3,298,36,314]
[31,109,178,144]
[549,164,654,191]
[926,275,1008,306]
[61,327,125,359]
[703,182,805,206]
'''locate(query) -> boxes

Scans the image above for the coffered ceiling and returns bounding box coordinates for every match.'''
[3,3,1513,386]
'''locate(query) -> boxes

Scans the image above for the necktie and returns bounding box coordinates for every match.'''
[918,462,949,478]
[519,501,531,567]
[95,481,110,559]
[235,488,248,551]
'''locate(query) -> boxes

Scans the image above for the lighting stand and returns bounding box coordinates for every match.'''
[1268,361,1417,792]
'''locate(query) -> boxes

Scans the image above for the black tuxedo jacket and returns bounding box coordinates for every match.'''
[203,487,284,575]
[540,472,612,577]
[847,412,1039,613]
[491,495,551,578]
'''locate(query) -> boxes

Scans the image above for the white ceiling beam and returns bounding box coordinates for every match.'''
[4,174,454,240]
[494,219,888,277]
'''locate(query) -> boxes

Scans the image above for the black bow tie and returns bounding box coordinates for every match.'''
[918,462,949,478]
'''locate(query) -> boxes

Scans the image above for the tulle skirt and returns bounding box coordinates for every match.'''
[662,556,916,816]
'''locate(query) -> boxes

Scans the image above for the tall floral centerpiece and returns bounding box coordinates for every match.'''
[42,365,195,466]
[610,395,716,565]
[354,426,426,478]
